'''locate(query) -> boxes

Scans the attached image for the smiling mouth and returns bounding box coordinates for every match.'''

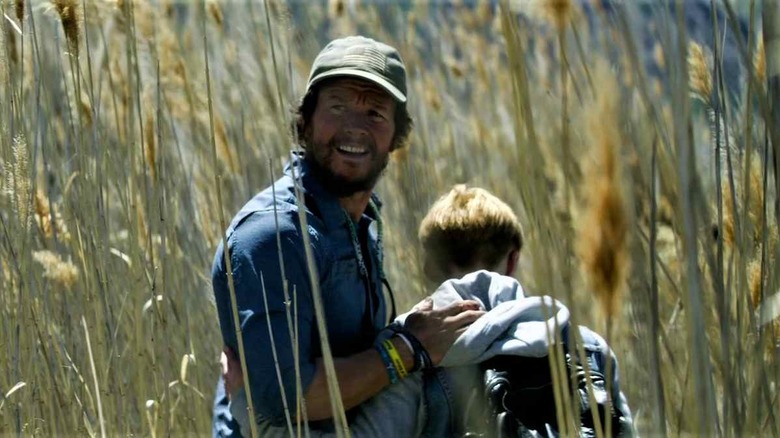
[336,145,369,156]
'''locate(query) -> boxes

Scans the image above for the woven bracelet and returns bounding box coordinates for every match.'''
[383,339,409,379]
[375,342,399,384]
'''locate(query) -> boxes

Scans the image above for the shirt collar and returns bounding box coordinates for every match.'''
[283,151,383,231]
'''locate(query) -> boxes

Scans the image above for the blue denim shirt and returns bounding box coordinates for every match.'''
[211,152,387,434]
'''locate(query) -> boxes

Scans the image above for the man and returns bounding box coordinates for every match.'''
[211,36,484,437]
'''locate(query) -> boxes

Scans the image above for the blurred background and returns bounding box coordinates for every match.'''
[0,0,777,435]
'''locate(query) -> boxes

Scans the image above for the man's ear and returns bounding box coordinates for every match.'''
[300,124,312,149]
[505,248,520,277]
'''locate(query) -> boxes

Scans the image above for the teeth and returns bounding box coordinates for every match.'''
[337,145,367,154]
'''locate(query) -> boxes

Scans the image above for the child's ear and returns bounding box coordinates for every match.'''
[505,249,520,277]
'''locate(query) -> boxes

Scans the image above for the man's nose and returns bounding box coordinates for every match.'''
[341,111,370,137]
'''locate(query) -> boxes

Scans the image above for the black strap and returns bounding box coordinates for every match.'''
[383,278,397,323]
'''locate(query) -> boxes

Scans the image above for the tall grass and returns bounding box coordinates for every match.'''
[0,0,777,436]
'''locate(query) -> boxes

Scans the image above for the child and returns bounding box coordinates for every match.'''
[417,184,633,437]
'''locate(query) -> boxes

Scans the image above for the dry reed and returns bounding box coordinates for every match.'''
[15,0,24,23]
[52,0,80,56]
[32,249,79,289]
[578,63,629,321]
[0,2,777,436]
[688,41,713,103]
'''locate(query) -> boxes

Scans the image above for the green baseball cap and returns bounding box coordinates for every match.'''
[306,36,407,103]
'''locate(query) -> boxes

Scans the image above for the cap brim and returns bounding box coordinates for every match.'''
[307,69,407,103]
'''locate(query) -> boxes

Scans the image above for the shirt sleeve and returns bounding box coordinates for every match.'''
[212,209,323,426]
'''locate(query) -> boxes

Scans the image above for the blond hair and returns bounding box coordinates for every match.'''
[419,185,524,282]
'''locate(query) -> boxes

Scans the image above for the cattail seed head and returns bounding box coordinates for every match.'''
[80,94,92,126]
[688,41,712,103]
[328,0,346,18]
[33,189,69,241]
[16,0,25,23]
[515,0,574,30]
[34,189,52,237]
[721,153,766,248]
[5,24,19,65]
[747,257,763,310]
[755,37,766,84]
[215,116,238,173]
[32,250,79,290]
[721,179,736,249]
[578,62,630,320]
[207,0,223,26]
[532,0,574,29]
[7,135,31,229]
[52,0,81,56]
[747,154,766,244]
[542,0,573,29]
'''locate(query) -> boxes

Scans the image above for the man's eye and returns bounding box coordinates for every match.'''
[331,105,346,113]
[369,110,386,121]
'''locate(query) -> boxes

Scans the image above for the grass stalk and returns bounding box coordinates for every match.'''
[721,0,780,227]
[499,1,541,169]
[612,3,673,157]
[262,0,286,120]
[707,2,736,432]
[671,2,717,433]
[762,0,780,225]
[540,300,574,437]
[82,316,106,438]
[292,285,311,438]
[569,20,594,96]
[556,18,581,435]
[200,2,258,437]
[1,2,777,435]
[648,133,667,436]
[270,159,308,434]
[289,154,350,438]
[260,272,295,436]
[736,6,757,423]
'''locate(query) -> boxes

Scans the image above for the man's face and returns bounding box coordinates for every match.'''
[305,78,396,197]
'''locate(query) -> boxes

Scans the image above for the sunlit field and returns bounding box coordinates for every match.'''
[1,0,778,436]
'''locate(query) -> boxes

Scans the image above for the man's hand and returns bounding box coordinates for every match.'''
[221,346,243,397]
[403,297,485,366]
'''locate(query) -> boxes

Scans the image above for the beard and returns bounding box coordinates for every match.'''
[304,135,390,198]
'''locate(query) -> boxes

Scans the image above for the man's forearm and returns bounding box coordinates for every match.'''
[303,337,413,422]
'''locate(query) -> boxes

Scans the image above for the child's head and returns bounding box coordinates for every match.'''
[419,185,524,284]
